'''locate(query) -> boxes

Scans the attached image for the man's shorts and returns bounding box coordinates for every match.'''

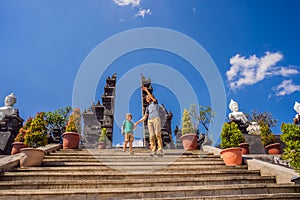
[124,132,134,142]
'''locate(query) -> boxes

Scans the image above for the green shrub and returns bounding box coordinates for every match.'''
[181,109,195,135]
[221,122,245,149]
[260,124,276,146]
[281,123,300,170]
[14,116,33,142]
[24,112,48,148]
[99,128,108,142]
[65,108,81,133]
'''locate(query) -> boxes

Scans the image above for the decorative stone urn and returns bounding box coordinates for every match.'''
[20,148,45,167]
[11,142,26,155]
[62,132,80,149]
[220,147,243,166]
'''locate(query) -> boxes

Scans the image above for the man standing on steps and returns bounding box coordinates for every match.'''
[135,86,163,156]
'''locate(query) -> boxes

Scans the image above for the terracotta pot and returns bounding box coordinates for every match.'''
[98,142,107,149]
[11,142,26,155]
[265,143,282,154]
[239,143,250,154]
[220,147,243,166]
[180,133,198,151]
[62,132,80,149]
[20,148,45,167]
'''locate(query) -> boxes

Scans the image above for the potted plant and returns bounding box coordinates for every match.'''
[45,106,72,143]
[180,109,198,150]
[260,123,281,154]
[11,117,33,155]
[62,108,81,149]
[220,122,245,166]
[20,112,48,167]
[281,123,300,170]
[98,128,108,149]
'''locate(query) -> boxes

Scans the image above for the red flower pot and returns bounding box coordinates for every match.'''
[62,132,80,149]
[11,142,26,155]
[265,143,282,154]
[180,133,198,151]
[220,147,243,166]
[239,143,250,154]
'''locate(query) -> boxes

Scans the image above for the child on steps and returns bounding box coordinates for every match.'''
[121,113,135,154]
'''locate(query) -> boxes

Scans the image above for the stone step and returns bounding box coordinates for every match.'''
[128,193,300,200]
[0,184,299,199]
[49,149,212,156]
[0,176,276,190]
[43,155,223,161]
[41,159,225,165]
[48,152,217,157]
[13,165,248,172]
[0,169,262,181]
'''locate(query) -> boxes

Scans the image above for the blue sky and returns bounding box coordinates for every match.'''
[1,0,300,146]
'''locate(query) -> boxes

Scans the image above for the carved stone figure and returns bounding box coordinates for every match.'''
[246,121,261,135]
[0,93,18,120]
[228,99,248,124]
[228,99,260,135]
[293,101,300,124]
[0,93,23,155]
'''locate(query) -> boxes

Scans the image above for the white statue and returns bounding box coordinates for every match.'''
[293,101,300,124]
[0,93,18,120]
[228,99,260,135]
[228,99,248,123]
[294,102,300,117]
[246,121,261,135]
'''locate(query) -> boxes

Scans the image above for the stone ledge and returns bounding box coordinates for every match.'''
[0,144,61,172]
[203,145,299,184]
[203,145,221,155]
[245,158,299,184]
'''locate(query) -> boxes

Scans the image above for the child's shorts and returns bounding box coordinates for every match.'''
[124,132,134,142]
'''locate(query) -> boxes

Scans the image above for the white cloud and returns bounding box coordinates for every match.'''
[114,0,140,7]
[226,52,299,90]
[135,8,151,18]
[113,0,152,18]
[273,80,300,96]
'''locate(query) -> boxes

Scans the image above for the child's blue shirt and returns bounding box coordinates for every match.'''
[122,120,134,133]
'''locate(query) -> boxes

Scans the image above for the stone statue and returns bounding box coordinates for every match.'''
[0,93,18,120]
[293,101,300,124]
[228,99,260,135]
[228,99,249,124]
[246,121,261,135]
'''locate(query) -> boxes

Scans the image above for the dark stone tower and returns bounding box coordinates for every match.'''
[0,114,23,155]
[82,74,116,148]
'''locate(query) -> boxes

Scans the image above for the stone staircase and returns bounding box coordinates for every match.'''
[0,148,299,200]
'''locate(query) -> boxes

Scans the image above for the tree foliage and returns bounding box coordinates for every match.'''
[188,104,216,134]
[247,110,278,127]
[45,106,72,131]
